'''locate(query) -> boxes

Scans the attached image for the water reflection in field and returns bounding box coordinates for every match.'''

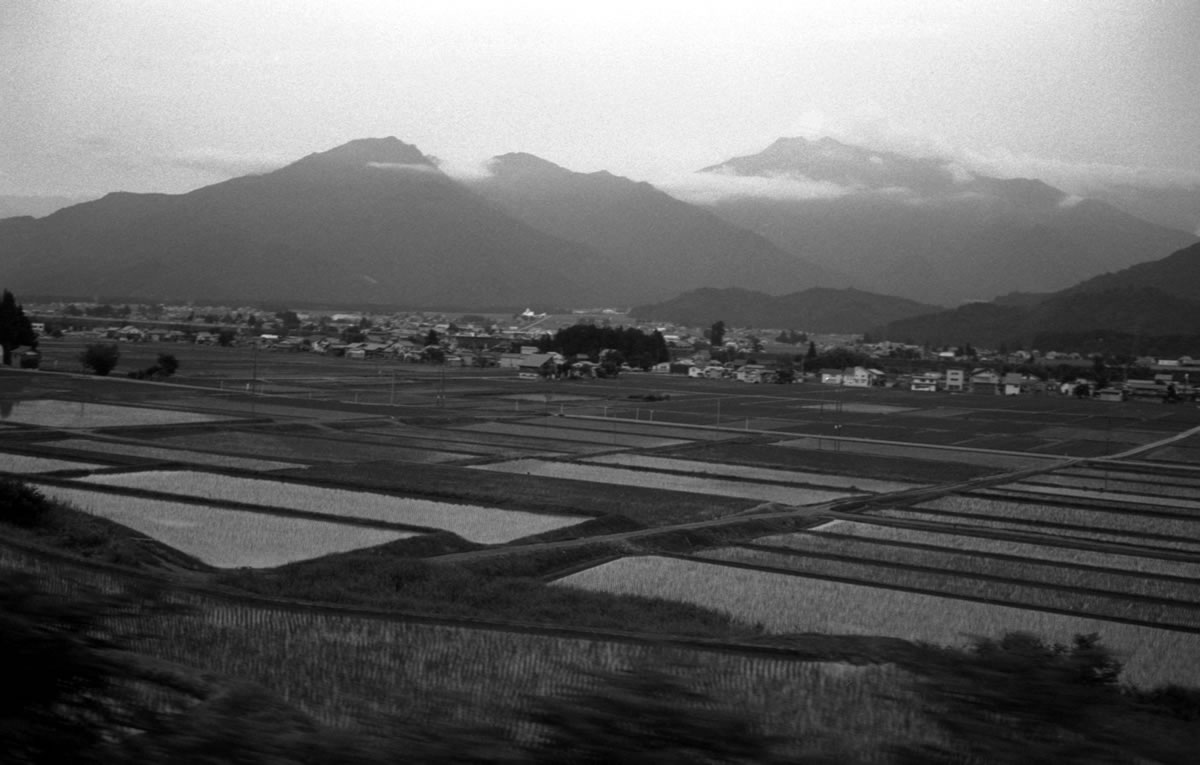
[0,399,230,428]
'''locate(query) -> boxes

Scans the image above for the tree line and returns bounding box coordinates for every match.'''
[536,324,669,370]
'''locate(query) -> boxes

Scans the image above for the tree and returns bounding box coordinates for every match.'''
[708,320,726,347]
[805,341,818,361]
[155,353,179,377]
[274,310,300,330]
[0,478,51,527]
[216,329,237,347]
[80,344,120,376]
[425,329,441,347]
[0,289,37,366]
[130,353,180,380]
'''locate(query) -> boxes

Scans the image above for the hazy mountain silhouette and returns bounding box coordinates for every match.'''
[695,137,1197,305]
[0,138,617,308]
[631,286,939,333]
[468,153,838,304]
[879,241,1200,347]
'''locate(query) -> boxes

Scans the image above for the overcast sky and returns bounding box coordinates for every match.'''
[3,0,1198,200]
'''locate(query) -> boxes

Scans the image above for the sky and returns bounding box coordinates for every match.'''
[3,0,1199,203]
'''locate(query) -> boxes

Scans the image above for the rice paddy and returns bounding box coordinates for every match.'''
[772,437,1061,469]
[778,520,1200,579]
[33,484,415,568]
[471,459,860,505]
[554,555,1200,689]
[583,453,918,493]
[0,451,107,474]
[6,362,1200,748]
[45,438,304,471]
[0,399,232,428]
[869,507,1200,554]
[696,545,1200,627]
[79,470,588,544]
[918,495,1200,539]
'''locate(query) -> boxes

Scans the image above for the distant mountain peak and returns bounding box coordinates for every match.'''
[487,152,570,176]
[287,137,434,170]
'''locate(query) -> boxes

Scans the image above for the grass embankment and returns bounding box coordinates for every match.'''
[214,541,757,640]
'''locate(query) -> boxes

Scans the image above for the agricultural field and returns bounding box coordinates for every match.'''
[79,470,591,544]
[582,453,919,493]
[914,494,1200,542]
[789,520,1200,579]
[554,555,1200,689]
[471,458,861,505]
[43,438,304,471]
[696,545,1200,627]
[32,484,415,568]
[864,490,1200,557]
[5,356,1200,752]
[0,398,235,429]
[0,450,108,474]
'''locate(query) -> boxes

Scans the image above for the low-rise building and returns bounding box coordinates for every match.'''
[910,372,941,392]
[944,368,966,392]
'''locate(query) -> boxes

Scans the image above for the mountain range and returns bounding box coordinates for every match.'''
[630,287,938,334]
[466,153,834,303]
[0,135,1194,317]
[879,241,1200,350]
[697,137,1197,306]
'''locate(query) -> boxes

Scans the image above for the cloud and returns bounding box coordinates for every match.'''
[431,157,495,181]
[958,150,1200,194]
[790,110,1200,194]
[655,169,856,205]
[365,161,439,173]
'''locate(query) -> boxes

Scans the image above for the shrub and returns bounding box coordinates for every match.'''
[79,343,119,376]
[127,353,180,381]
[0,478,51,527]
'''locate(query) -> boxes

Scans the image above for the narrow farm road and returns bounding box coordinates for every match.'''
[1095,421,1200,461]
